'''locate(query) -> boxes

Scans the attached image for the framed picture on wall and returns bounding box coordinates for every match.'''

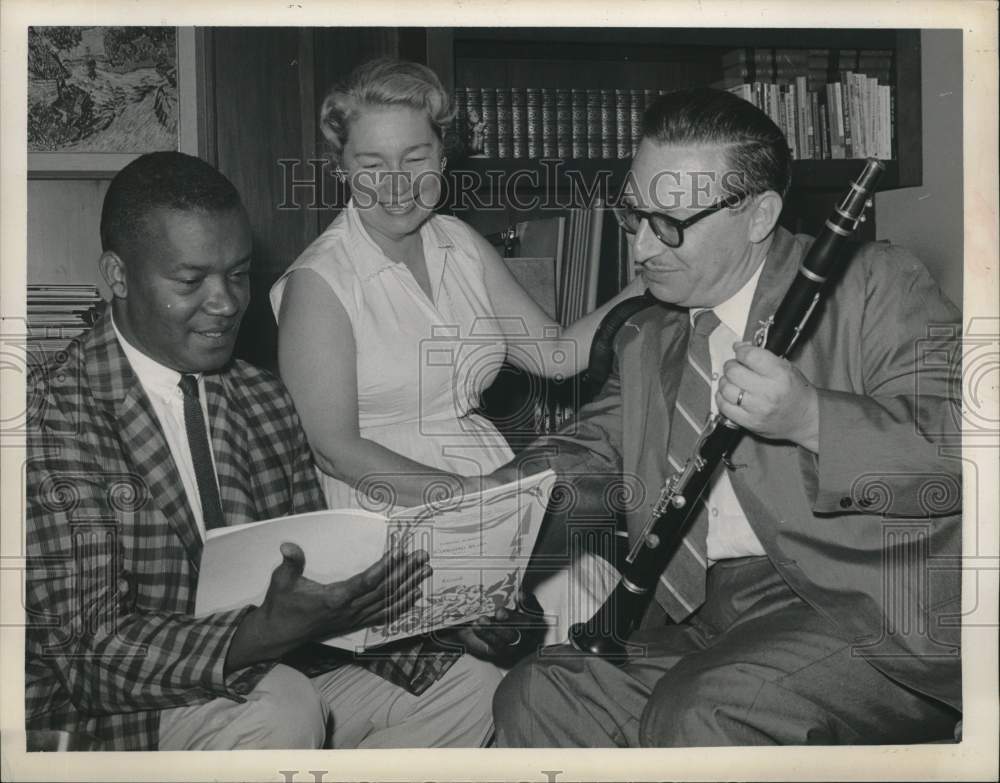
[27,26,198,178]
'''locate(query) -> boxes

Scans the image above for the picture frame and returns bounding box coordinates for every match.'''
[27,26,198,178]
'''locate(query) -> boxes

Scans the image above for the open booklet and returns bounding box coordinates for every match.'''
[195,470,556,652]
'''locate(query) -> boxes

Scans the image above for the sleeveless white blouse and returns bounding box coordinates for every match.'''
[270,202,514,511]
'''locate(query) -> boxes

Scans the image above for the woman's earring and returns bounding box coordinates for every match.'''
[440,156,448,172]
[334,168,346,182]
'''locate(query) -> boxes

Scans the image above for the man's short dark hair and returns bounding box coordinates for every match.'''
[641,87,792,200]
[100,151,242,253]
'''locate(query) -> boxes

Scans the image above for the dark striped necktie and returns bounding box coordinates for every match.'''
[655,309,720,621]
[178,374,225,531]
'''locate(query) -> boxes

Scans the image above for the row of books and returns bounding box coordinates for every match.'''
[727,71,893,161]
[27,283,103,359]
[452,86,669,160]
[721,47,893,93]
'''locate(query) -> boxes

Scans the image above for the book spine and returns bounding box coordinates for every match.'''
[586,88,602,159]
[615,89,630,159]
[795,76,809,159]
[511,87,527,159]
[863,76,873,159]
[785,85,798,159]
[833,81,845,158]
[629,88,644,155]
[825,82,835,158]
[465,87,484,156]
[571,88,588,158]
[818,94,828,159]
[889,84,896,159]
[480,87,498,158]
[600,89,616,159]
[540,88,557,158]
[526,87,542,158]
[840,76,853,158]
[496,87,513,159]
[869,76,880,159]
[811,89,821,159]
[556,88,572,158]
[881,83,891,159]
[850,72,864,157]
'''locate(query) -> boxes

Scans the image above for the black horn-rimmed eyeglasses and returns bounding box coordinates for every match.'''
[614,195,744,248]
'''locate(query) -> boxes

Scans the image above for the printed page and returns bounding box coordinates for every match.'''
[330,469,557,650]
[194,471,556,651]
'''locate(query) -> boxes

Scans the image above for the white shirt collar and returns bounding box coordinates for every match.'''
[691,258,766,339]
[111,310,197,397]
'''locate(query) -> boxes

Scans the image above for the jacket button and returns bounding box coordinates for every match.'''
[839,496,853,508]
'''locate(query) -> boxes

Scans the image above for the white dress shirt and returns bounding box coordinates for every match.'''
[112,315,220,541]
[692,261,768,561]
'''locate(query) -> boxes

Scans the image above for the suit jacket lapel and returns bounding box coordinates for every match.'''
[204,373,257,527]
[87,310,204,572]
[742,227,800,343]
[730,227,804,525]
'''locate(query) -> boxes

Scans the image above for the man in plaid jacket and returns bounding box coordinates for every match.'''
[25,151,501,751]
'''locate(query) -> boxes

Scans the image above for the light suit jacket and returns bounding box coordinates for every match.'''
[519,227,962,711]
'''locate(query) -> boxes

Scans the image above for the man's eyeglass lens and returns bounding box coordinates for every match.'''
[615,199,735,248]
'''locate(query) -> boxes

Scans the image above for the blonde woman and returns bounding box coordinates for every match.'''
[271,58,638,646]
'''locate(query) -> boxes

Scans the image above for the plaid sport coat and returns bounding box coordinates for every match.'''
[26,309,462,750]
[25,309,329,749]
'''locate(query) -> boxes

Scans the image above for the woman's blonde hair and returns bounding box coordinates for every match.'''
[319,58,454,167]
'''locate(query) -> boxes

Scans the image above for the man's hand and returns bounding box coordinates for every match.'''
[437,592,548,665]
[226,542,430,673]
[717,342,820,453]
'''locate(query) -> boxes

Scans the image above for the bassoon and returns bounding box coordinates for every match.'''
[569,157,886,659]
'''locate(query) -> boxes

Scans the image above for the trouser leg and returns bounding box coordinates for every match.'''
[639,599,958,746]
[493,621,709,747]
[157,664,327,750]
[313,654,503,748]
[495,557,959,747]
[639,559,960,746]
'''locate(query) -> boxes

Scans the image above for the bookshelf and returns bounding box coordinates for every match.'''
[429,27,922,192]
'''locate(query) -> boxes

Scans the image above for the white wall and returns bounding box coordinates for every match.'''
[876,29,963,310]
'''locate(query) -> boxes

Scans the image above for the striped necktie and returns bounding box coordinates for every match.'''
[654,309,720,621]
[179,374,226,530]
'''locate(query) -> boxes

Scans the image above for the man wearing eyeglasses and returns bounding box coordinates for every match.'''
[489,87,962,746]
